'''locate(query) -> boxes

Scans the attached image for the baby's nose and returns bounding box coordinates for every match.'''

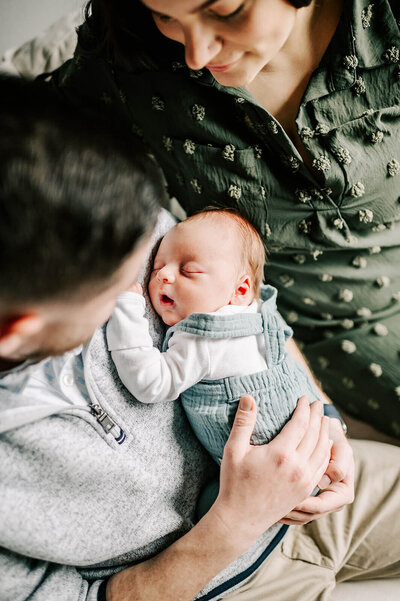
[157,266,175,283]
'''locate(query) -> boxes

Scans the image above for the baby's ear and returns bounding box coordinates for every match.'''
[230,275,253,306]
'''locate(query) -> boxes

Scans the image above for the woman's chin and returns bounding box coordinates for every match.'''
[211,68,258,89]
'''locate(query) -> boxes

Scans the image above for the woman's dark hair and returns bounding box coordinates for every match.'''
[81,1,176,70]
[82,0,313,70]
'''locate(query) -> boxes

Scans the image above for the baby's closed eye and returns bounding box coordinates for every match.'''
[181,262,204,274]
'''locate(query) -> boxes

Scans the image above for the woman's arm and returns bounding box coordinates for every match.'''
[107,397,330,601]
[284,338,355,525]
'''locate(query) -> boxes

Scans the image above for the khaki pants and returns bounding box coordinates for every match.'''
[226,440,400,601]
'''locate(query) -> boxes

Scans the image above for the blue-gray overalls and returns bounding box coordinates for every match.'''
[163,286,322,464]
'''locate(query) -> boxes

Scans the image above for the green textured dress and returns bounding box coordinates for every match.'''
[51,0,400,437]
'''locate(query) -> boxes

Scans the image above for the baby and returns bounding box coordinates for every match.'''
[107,209,322,463]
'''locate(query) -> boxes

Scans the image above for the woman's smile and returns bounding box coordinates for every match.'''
[205,57,242,72]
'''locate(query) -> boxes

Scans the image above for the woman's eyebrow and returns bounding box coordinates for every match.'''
[190,0,219,13]
[141,0,218,16]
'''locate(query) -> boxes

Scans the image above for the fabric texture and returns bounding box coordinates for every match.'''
[0,10,82,78]
[50,0,400,437]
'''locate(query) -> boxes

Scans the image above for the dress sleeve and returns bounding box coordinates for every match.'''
[107,292,210,403]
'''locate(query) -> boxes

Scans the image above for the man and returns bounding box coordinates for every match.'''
[0,76,399,601]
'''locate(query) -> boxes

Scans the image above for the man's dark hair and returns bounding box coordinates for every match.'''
[0,76,162,304]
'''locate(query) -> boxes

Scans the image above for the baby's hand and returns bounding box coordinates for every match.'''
[127,282,143,295]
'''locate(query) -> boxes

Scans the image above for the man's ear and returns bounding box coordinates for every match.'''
[229,275,253,306]
[0,314,43,358]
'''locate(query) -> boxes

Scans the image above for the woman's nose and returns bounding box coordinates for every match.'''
[183,23,222,70]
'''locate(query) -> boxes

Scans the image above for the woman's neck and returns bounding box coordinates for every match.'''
[246,0,343,143]
[262,0,343,78]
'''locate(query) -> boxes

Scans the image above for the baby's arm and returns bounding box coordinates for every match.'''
[106,292,210,403]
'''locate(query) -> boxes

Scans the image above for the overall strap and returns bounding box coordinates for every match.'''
[260,285,293,367]
[162,285,293,366]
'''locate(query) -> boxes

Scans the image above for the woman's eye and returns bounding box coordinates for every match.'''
[211,2,245,21]
[152,11,173,23]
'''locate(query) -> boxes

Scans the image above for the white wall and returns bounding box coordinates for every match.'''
[0,0,84,56]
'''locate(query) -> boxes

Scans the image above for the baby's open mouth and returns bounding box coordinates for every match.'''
[160,294,174,305]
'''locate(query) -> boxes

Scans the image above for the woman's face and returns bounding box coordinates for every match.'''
[143,0,298,86]
[142,0,298,87]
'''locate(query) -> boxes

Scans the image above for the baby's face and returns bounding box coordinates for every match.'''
[149,218,242,326]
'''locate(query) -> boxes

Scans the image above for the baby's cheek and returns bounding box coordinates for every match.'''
[148,280,158,305]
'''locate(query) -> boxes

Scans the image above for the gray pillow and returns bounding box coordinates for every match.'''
[0,10,82,78]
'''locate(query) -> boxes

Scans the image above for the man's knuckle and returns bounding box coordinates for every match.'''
[241,466,253,481]
[275,451,291,467]
[330,465,345,481]
[290,463,305,484]
[297,416,308,432]
[234,412,252,428]
[222,444,235,463]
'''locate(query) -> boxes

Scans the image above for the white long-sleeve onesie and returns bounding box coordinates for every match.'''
[106,292,268,403]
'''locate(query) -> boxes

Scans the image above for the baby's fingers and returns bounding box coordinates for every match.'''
[127,282,143,294]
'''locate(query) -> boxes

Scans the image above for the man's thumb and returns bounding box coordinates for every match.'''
[227,395,257,454]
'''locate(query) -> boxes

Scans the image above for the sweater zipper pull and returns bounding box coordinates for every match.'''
[91,403,126,444]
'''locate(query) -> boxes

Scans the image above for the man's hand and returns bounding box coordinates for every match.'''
[216,397,332,543]
[278,417,354,525]
[107,396,332,601]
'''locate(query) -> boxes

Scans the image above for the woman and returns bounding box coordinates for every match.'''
[53,0,400,439]
[44,3,400,600]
